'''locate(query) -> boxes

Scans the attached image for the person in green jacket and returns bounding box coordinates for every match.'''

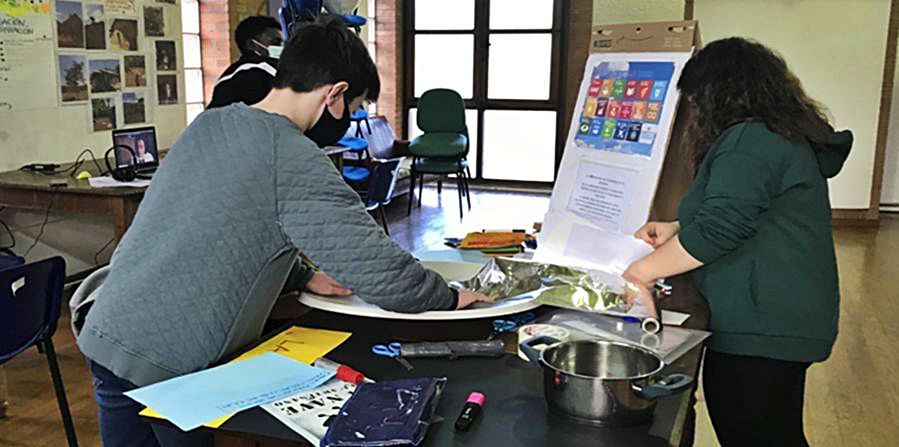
[623,37,852,446]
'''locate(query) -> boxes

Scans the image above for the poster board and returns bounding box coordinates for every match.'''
[0,0,186,172]
[535,21,700,274]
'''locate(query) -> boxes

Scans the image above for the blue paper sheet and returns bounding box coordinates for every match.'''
[125,352,334,431]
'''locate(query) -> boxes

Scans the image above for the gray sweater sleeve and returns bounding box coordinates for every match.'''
[273,131,456,313]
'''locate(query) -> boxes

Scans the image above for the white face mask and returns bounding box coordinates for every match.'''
[266,45,284,59]
[251,39,283,59]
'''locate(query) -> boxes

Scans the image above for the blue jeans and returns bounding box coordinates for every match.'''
[90,361,214,447]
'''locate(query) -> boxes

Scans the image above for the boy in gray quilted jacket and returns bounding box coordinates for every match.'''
[76,17,486,447]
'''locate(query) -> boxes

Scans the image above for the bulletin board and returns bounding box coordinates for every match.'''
[534,21,699,274]
[0,0,186,171]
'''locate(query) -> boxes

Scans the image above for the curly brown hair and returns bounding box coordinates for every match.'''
[677,37,833,170]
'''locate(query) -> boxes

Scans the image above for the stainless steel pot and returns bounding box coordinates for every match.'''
[519,336,693,426]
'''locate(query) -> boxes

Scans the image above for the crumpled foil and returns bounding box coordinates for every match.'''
[449,257,627,313]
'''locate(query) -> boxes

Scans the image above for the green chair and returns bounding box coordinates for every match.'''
[407,88,472,218]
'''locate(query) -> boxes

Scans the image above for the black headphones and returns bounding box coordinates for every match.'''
[104,144,138,182]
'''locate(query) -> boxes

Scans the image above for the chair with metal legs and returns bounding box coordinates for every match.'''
[406,88,472,218]
[0,257,78,447]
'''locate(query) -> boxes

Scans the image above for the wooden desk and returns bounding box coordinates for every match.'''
[0,165,146,242]
[0,148,353,248]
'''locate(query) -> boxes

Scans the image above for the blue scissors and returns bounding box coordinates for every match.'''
[488,312,536,340]
[371,342,414,370]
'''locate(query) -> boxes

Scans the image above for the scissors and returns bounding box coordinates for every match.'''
[488,312,536,340]
[371,342,414,371]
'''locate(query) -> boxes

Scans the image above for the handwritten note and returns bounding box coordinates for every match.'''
[125,352,334,431]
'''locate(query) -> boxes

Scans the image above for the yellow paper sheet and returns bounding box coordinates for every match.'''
[139,326,352,428]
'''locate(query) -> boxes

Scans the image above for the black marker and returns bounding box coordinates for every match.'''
[454,392,484,432]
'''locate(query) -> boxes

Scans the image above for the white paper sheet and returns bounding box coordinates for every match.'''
[567,161,638,232]
[260,379,357,445]
[88,176,151,188]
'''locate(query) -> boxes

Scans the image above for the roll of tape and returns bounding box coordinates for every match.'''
[517,324,571,361]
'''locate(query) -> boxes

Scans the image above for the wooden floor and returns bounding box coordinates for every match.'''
[1,186,897,446]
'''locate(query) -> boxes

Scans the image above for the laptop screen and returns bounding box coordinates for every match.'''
[113,127,159,168]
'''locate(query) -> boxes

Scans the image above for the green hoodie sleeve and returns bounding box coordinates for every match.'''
[678,124,785,264]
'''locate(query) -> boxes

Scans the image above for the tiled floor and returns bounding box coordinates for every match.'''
[1,186,897,446]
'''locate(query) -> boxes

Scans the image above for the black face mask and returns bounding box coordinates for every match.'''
[305,97,350,148]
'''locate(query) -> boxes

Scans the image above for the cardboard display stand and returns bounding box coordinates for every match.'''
[535,21,701,275]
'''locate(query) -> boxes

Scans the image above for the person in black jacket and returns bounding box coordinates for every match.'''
[208,16,283,108]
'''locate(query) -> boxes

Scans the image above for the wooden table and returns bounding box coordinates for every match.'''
[0,148,352,252]
[0,165,146,243]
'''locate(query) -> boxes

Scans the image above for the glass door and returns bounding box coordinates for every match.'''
[404,0,566,184]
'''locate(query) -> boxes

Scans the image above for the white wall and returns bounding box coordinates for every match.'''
[593,0,684,25]
[693,0,890,210]
[1,0,188,268]
[882,32,899,207]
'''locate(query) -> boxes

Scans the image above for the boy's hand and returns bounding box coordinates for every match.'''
[307,272,353,297]
[457,290,491,309]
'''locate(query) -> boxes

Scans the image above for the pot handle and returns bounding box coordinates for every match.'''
[635,373,694,401]
[518,335,560,365]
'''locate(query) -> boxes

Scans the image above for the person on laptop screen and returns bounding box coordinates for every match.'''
[72,16,489,447]
[135,137,155,164]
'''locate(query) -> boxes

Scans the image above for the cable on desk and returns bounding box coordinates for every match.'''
[94,236,117,266]
[21,186,61,258]
[0,206,16,255]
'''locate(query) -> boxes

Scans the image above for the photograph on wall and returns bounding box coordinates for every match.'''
[55,1,84,48]
[157,74,178,104]
[89,58,121,93]
[109,18,138,51]
[144,6,164,36]
[57,54,89,102]
[574,60,675,158]
[123,55,146,87]
[155,40,176,71]
[91,97,116,131]
[84,4,105,50]
[123,91,146,124]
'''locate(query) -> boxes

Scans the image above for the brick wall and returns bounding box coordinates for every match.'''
[375,0,403,133]
[200,0,231,104]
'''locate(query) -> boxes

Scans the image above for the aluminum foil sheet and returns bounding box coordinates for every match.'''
[450,257,627,312]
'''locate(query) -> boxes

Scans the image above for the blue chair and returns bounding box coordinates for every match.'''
[363,157,404,235]
[0,257,78,446]
[0,254,24,272]
[351,108,372,138]
[339,136,372,184]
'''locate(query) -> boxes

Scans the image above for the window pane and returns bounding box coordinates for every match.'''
[183,34,201,69]
[488,33,551,100]
[482,110,555,181]
[409,108,478,178]
[186,103,204,124]
[489,0,554,30]
[414,34,473,98]
[181,0,199,34]
[415,0,474,30]
[185,69,203,103]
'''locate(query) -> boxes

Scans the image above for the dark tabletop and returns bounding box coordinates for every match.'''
[202,274,709,447]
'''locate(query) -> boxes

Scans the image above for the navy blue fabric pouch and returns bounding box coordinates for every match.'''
[320,377,446,447]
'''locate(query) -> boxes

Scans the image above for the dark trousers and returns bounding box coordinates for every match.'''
[90,361,214,447]
[702,350,811,447]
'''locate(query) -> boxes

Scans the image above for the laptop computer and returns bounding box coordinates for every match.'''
[113,126,159,179]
